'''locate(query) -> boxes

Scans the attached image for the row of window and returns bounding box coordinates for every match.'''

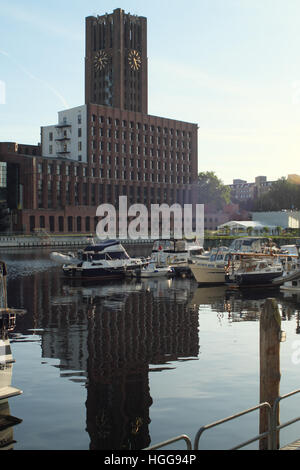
[39,155,194,177]
[39,171,192,184]
[91,114,193,137]
[37,184,192,209]
[91,142,192,159]
[30,215,97,233]
[91,129,193,148]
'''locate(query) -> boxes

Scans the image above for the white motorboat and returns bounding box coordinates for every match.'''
[129,261,174,278]
[62,239,147,279]
[0,261,24,449]
[190,246,230,285]
[280,278,300,292]
[0,337,22,402]
[150,238,205,266]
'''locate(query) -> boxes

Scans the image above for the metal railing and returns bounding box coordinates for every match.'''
[144,389,300,451]
[144,435,192,451]
[194,402,272,450]
[271,389,300,450]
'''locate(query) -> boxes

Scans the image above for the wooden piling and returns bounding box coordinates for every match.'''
[259,298,281,450]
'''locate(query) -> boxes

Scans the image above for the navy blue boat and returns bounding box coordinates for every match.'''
[225,255,284,287]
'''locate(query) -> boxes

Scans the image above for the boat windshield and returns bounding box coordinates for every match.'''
[189,248,204,256]
[229,238,269,253]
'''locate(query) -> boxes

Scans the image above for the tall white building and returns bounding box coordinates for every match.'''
[41,105,87,162]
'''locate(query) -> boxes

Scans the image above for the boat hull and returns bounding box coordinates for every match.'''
[62,266,125,280]
[190,265,225,285]
[225,271,283,287]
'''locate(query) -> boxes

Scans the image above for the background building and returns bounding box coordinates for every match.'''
[251,210,300,230]
[229,176,275,202]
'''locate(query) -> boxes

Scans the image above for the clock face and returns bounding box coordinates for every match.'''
[128,50,142,71]
[94,50,109,71]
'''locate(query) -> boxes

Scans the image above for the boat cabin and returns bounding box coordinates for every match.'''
[228,237,276,254]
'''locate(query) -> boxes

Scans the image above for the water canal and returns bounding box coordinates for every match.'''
[3,247,300,450]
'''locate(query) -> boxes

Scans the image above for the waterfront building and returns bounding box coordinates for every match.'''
[251,210,300,230]
[0,8,198,234]
[229,176,275,202]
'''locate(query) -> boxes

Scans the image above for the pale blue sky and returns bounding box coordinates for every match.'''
[1,0,300,184]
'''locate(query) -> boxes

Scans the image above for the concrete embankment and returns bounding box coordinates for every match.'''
[0,234,154,250]
[0,234,298,250]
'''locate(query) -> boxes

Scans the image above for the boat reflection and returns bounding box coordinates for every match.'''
[190,285,300,329]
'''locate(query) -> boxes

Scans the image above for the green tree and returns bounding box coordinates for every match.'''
[253,178,300,211]
[197,171,231,209]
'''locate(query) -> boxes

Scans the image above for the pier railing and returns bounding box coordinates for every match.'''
[144,389,300,451]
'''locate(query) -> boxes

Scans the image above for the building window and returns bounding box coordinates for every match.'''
[77,216,82,232]
[39,216,45,228]
[85,216,90,232]
[49,216,55,233]
[68,216,73,232]
[29,216,35,232]
[47,181,52,208]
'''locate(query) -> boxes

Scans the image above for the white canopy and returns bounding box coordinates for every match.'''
[218,220,277,232]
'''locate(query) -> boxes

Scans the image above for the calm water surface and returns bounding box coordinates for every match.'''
[2,247,300,450]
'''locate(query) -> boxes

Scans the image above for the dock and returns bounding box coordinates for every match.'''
[281,440,300,450]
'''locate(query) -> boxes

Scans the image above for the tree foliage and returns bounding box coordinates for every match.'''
[253,178,300,211]
[197,171,231,209]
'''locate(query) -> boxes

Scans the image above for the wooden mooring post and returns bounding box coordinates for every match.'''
[259,298,281,450]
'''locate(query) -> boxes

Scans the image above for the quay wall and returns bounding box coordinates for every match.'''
[0,235,298,252]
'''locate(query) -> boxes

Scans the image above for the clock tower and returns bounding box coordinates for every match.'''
[85,8,148,114]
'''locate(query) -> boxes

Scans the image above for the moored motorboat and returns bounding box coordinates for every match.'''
[225,254,284,288]
[190,246,230,285]
[62,239,147,280]
[129,261,174,278]
[0,259,24,448]
[280,278,300,292]
[150,238,205,276]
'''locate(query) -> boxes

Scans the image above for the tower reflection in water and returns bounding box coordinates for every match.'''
[10,271,199,450]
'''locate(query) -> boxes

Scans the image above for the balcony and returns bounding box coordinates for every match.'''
[55,123,71,129]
